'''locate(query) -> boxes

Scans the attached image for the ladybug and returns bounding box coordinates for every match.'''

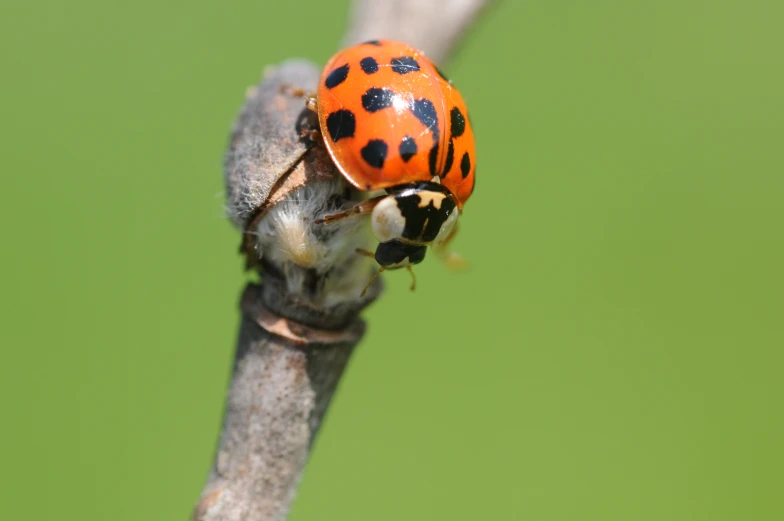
[308,40,476,294]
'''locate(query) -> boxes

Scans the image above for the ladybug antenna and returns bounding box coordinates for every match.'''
[406,266,416,292]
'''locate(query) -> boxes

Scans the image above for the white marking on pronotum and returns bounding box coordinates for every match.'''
[417,191,447,209]
[370,196,405,243]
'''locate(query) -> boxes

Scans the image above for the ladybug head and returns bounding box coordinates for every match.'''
[372,240,427,269]
[369,181,459,269]
[358,182,461,296]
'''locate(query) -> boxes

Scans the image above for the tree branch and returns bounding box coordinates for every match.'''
[193,285,365,521]
[342,0,494,64]
[193,1,493,519]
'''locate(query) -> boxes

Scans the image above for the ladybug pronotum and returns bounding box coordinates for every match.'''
[309,40,476,294]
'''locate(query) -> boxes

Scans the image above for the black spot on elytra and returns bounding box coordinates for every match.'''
[360,56,379,74]
[363,40,383,46]
[428,142,439,175]
[399,136,417,162]
[326,110,355,142]
[434,65,450,82]
[374,241,426,267]
[360,139,388,168]
[361,87,395,113]
[461,152,471,178]
[450,107,466,138]
[391,56,420,74]
[324,64,349,89]
[394,185,457,242]
[442,139,455,176]
[410,98,439,138]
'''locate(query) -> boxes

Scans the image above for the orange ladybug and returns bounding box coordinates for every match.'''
[309,40,476,293]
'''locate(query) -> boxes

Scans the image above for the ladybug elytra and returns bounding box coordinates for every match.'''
[309,40,476,294]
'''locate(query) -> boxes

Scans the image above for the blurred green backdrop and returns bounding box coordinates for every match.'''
[2,0,782,520]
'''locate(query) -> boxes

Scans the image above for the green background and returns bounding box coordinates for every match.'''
[2,0,782,519]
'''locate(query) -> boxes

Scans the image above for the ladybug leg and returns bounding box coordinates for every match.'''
[300,127,321,142]
[306,94,318,114]
[285,90,318,141]
[314,195,384,225]
[278,84,319,116]
[278,84,315,99]
[433,222,468,271]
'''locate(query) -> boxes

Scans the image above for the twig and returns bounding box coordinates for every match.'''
[342,0,493,64]
[193,1,492,519]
